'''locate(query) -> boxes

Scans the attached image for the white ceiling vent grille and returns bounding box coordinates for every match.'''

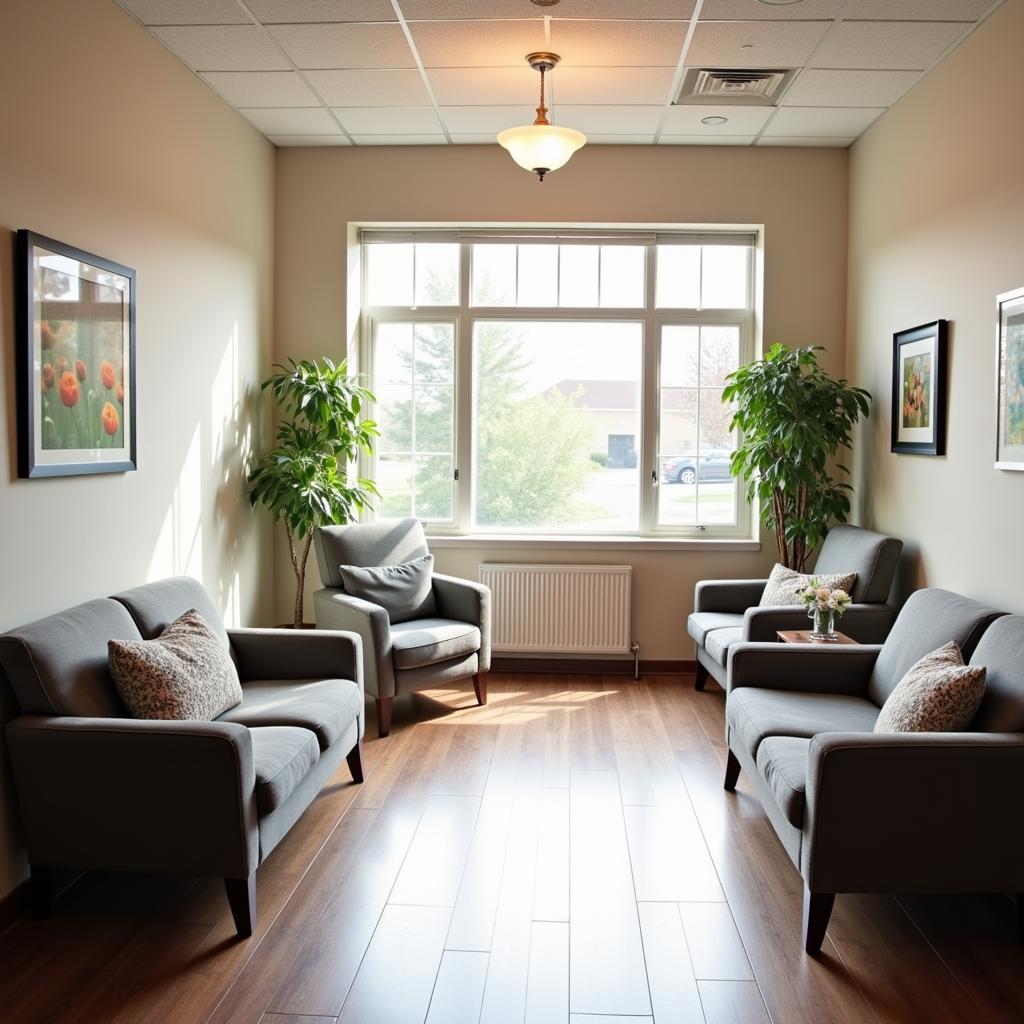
[674,68,796,107]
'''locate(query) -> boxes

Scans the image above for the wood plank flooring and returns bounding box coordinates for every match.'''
[0,675,1021,1023]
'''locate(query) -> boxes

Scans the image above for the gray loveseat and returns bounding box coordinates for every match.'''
[0,577,364,938]
[723,588,1024,953]
[689,524,903,691]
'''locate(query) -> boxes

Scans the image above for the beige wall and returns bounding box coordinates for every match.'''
[275,144,851,642]
[847,0,1024,608]
[0,0,275,900]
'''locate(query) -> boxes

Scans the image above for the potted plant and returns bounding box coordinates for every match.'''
[723,344,871,571]
[248,357,379,627]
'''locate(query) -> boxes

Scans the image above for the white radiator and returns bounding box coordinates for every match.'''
[479,564,632,655]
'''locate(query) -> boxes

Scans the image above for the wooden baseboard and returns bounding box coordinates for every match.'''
[0,867,82,938]
[491,657,696,676]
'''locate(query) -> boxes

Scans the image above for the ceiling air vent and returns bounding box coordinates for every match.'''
[674,68,796,107]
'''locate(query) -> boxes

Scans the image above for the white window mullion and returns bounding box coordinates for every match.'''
[455,243,473,533]
[640,244,658,535]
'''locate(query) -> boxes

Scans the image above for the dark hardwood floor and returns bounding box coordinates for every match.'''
[1,675,1021,1023]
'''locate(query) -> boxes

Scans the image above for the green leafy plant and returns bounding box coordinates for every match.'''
[723,344,871,571]
[248,358,379,625]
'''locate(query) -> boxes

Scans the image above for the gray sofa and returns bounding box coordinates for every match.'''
[689,524,903,691]
[0,576,364,938]
[313,518,490,737]
[722,588,1024,953]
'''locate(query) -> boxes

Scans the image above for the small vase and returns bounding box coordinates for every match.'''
[808,607,837,641]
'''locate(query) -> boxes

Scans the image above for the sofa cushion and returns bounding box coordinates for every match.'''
[108,609,243,721]
[727,688,880,759]
[219,678,362,751]
[705,626,744,667]
[339,554,437,624]
[250,726,320,815]
[970,614,1024,733]
[756,736,810,828]
[315,518,430,590]
[759,564,856,609]
[112,577,229,649]
[687,612,743,647]
[391,618,482,671]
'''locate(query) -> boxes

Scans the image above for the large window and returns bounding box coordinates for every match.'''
[361,229,757,539]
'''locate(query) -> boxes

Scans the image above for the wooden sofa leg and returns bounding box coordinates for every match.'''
[376,697,393,738]
[30,864,52,920]
[225,873,256,939]
[802,887,835,955]
[723,749,741,791]
[695,660,709,692]
[346,741,364,783]
[473,672,488,706]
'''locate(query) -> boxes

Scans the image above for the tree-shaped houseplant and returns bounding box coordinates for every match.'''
[249,358,379,626]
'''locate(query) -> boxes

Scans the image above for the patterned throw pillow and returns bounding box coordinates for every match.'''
[339,553,437,623]
[108,608,242,720]
[758,563,857,608]
[875,641,986,733]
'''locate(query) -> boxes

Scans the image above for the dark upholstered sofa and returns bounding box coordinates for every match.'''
[0,577,364,937]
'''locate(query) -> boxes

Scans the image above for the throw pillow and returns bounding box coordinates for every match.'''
[108,608,242,720]
[759,563,857,608]
[874,641,986,733]
[339,553,437,623]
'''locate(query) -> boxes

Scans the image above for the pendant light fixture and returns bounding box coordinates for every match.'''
[497,52,586,182]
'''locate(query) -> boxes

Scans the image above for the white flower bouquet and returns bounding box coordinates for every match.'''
[796,578,852,617]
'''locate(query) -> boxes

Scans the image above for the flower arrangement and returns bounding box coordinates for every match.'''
[796,578,851,640]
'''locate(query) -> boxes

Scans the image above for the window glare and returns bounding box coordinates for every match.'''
[367,244,413,306]
[701,246,747,308]
[655,246,700,308]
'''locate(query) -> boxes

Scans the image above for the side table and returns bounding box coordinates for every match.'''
[777,629,858,645]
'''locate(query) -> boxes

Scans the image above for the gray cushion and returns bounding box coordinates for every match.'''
[727,688,880,759]
[705,626,744,667]
[250,726,320,815]
[687,611,743,646]
[756,736,810,828]
[813,524,903,604]
[339,554,437,624]
[315,518,430,590]
[970,614,1024,733]
[391,618,482,671]
[0,598,138,717]
[218,678,362,751]
[112,577,229,649]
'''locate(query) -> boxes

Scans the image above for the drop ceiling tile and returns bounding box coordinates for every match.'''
[552,105,664,134]
[662,103,773,134]
[269,134,352,145]
[553,67,676,105]
[332,106,442,133]
[551,20,688,67]
[763,105,884,136]
[350,134,449,144]
[305,69,431,105]
[756,136,854,146]
[659,135,756,145]
[269,22,415,69]
[782,69,920,107]
[200,71,320,107]
[686,20,831,68]
[699,0,840,19]
[239,107,340,132]
[399,0,694,18]
[439,105,538,132]
[812,21,969,70]
[842,0,992,19]
[427,67,543,105]
[151,26,290,70]
[247,0,397,22]
[117,0,248,24]
[408,20,547,68]
[583,135,658,144]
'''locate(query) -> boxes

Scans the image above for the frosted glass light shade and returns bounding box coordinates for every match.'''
[497,123,587,175]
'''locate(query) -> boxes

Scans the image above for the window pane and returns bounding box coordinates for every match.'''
[655,245,700,308]
[517,244,558,307]
[699,325,740,387]
[661,325,699,387]
[599,246,644,307]
[375,323,412,384]
[558,245,599,306]
[414,323,454,383]
[701,245,747,308]
[414,244,459,305]
[375,384,412,452]
[473,321,641,531]
[472,244,516,305]
[657,387,698,526]
[367,244,413,306]
[414,455,453,520]
[415,385,453,453]
[379,455,413,518]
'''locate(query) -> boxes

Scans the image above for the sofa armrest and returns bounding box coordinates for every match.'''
[432,573,491,671]
[727,642,882,695]
[313,588,394,699]
[695,579,768,614]
[744,604,895,643]
[229,627,362,685]
[804,732,1024,893]
[5,716,258,879]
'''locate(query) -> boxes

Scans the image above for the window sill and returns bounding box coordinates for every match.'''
[425,534,761,553]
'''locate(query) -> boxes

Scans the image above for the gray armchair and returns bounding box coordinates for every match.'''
[721,588,1021,953]
[689,524,903,691]
[313,518,490,737]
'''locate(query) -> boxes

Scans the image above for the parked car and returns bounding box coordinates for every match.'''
[660,450,734,484]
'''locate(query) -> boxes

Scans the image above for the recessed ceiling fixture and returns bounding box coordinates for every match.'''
[497,52,586,182]
[530,0,561,6]
[756,0,804,6]
[701,116,729,125]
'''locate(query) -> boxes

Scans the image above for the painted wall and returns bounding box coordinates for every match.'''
[0,0,275,900]
[274,144,851,644]
[847,0,1024,608]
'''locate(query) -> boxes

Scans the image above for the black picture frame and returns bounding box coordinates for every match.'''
[890,319,947,456]
[16,230,137,477]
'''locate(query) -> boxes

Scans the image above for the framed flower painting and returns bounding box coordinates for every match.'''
[890,319,947,456]
[995,287,1024,471]
[16,230,136,477]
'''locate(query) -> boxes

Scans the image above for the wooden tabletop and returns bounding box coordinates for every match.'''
[776,629,859,645]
